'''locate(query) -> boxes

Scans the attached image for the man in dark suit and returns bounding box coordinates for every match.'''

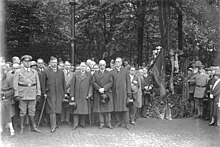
[93,60,114,129]
[35,58,47,125]
[112,57,131,130]
[141,68,153,118]
[128,66,139,125]
[41,56,66,133]
[61,61,74,124]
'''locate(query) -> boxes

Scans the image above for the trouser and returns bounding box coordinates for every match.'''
[61,104,70,122]
[49,114,56,129]
[189,93,195,114]
[73,114,86,127]
[115,111,129,125]
[142,92,151,116]
[12,101,20,129]
[194,98,203,116]
[19,100,36,116]
[129,105,137,122]
[202,99,209,119]
[99,112,111,125]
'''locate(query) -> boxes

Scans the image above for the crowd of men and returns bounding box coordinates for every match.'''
[187,61,220,127]
[0,55,154,137]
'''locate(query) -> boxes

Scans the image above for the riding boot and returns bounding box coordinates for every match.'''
[19,116,25,135]
[29,116,42,133]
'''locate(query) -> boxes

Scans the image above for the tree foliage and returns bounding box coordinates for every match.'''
[5,0,219,66]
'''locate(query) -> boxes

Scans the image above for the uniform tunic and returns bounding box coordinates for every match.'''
[70,71,93,114]
[194,73,210,98]
[93,70,113,113]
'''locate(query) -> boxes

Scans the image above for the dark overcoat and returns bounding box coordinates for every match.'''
[93,70,113,113]
[70,71,93,114]
[111,67,131,112]
[41,67,66,114]
[211,79,220,117]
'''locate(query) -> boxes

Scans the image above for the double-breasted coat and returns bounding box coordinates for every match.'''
[41,67,66,114]
[70,71,93,114]
[92,70,114,113]
[111,67,131,112]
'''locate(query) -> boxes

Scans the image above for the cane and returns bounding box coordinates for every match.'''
[87,96,92,126]
[37,97,47,128]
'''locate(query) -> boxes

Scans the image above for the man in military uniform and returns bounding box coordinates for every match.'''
[188,64,200,115]
[13,55,41,135]
[193,63,210,118]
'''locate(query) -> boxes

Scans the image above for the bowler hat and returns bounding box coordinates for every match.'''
[100,93,110,104]
[21,55,32,62]
[126,98,134,108]
[69,100,77,112]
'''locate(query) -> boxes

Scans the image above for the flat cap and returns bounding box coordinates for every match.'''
[21,55,32,62]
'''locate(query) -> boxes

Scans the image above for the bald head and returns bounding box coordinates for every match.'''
[99,60,106,70]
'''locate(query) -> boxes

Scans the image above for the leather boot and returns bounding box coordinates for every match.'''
[30,116,42,133]
[19,116,25,135]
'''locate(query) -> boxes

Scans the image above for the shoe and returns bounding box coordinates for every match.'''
[99,123,104,129]
[72,126,78,130]
[106,123,113,129]
[125,124,130,130]
[10,131,15,138]
[114,123,122,128]
[51,128,56,133]
[130,121,136,126]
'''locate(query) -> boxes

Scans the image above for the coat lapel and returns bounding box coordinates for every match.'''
[79,72,87,81]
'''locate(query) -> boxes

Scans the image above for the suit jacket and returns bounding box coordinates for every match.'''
[41,67,66,114]
[63,69,74,93]
[111,67,131,111]
[36,67,45,92]
[130,74,139,100]
[93,70,113,113]
[70,71,93,114]
[13,67,41,100]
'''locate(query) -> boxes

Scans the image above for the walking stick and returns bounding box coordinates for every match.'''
[37,97,47,128]
[87,97,92,126]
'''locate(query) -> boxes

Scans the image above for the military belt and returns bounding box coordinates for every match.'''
[18,83,37,87]
[196,85,206,88]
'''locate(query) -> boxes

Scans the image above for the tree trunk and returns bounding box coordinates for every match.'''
[137,0,146,66]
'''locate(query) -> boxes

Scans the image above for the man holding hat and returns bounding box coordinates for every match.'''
[92,60,114,129]
[13,55,42,135]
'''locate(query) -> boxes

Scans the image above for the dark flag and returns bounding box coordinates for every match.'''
[154,0,170,97]
[152,50,166,97]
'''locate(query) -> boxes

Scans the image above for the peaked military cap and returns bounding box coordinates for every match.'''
[21,55,32,62]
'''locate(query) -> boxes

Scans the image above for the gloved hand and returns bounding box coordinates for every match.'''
[36,95,41,101]
[44,94,47,99]
[15,96,21,102]
[127,93,132,100]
